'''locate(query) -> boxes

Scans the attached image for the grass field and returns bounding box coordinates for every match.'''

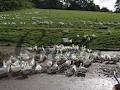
[0,8,120,49]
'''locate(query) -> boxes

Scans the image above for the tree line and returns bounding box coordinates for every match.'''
[0,0,119,12]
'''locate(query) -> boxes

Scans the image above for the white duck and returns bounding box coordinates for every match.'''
[10,60,21,72]
[20,61,31,71]
[65,60,71,66]
[46,60,53,67]
[72,65,77,72]
[20,55,35,71]
[2,61,10,71]
[9,56,18,63]
[29,55,35,67]
[35,53,46,63]
[39,54,45,62]
[5,57,12,67]
[33,46,38,51]
[20,51,30,60]
[0,61,10,77]
[47,61,59,74]
[65,65,77,77]
[42,46,46,53]
[70,53,78,60]
[35,63,42,73]
[26,47,33,51]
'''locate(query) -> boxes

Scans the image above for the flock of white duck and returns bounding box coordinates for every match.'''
[0,44,120,78]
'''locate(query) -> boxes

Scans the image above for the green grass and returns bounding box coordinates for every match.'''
[0,8,120,49]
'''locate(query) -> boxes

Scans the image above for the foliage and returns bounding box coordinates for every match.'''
[0,0,33,11]
[31,0,64,9]
[0,0,102,12]
[67,0,100,11]
[100,7,110,12]
[115,0,120,12]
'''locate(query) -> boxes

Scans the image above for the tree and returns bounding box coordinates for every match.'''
[100,7,109,12]
[0,0,101,12]
[115,0,120,12]
[67,0,100,11]
[0,0,33,12]
[32,0,64,9]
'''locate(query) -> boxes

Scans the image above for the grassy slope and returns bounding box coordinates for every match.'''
[0,8,120,49]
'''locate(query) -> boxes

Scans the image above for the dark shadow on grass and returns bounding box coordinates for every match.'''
[14,29,46,55]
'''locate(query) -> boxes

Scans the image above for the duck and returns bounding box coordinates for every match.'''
[42,46,46,53]
[29,55,35,67]
[55,54,61,60]
[0,61,10,78]
[26,47,33,52]
[58,60,71,73]
[9,56,18,63]
[65,65,77,77]
[20,55,35,72]
[46,60,53,67]
[47,61,59,74]
[70,53,78,61]
[72,44,79,51]
[75,64,88,77]
[10,60,21,73]
[65,60,72,66]
[40,60,53,73]
[1,60,10,72]
[38,54,47,62]
[32,46,38,51]
[35,63,42,73]
[6,58,12,66]
[20,61,32,71]
[20,51,30,60]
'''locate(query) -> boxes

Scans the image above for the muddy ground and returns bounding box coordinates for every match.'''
[0,63,119,90]
[0,47,120,90]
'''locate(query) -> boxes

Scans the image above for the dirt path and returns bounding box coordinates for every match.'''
[0,48,120,90]
[0,62,119,90]
[0,74,117,90]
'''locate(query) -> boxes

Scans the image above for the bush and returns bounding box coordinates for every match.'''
[0,0,33,11]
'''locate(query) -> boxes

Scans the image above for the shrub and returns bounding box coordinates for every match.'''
[0,0,33,12]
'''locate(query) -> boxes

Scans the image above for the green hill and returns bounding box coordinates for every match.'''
[0,8,120,49]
